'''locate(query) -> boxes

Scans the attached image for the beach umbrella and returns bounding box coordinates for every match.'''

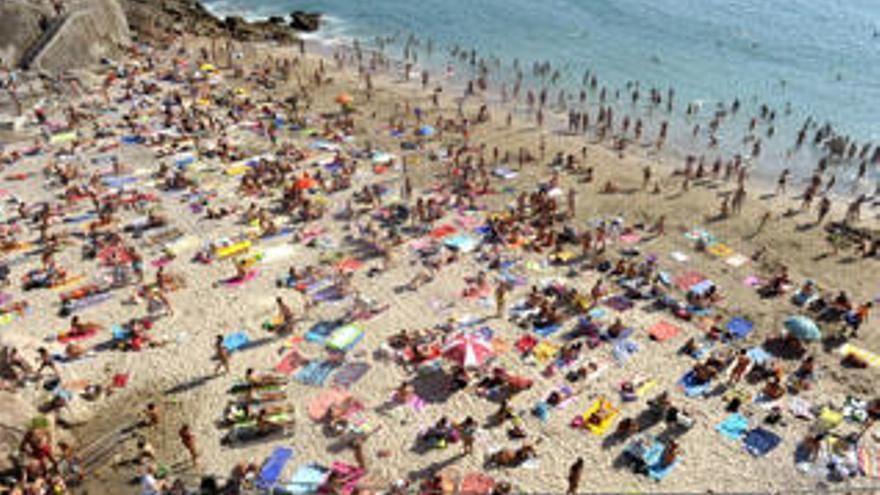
[443,332,494,368]
[335,92,353,106]
[416,125,435,137]
[783,315,822,341]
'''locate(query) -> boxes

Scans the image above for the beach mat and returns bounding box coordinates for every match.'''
[648,321,681,342]
[726,317,754,339]
[743,428,782,457]
[678,370,711,398]
[257,447,294,491]
[716,413,749,441]
[305,320,340,344]
[285,463,328,495]
[295,360,339,387]
[332,362,371,389]
[275,350,304,375]
[223,332,250,352]
[326,325,364,352]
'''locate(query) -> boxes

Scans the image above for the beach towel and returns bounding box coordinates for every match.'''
[257,447,294,491]
[743,428,782,457]
[648,456,679,481]
[305,321,339,343]
[262,244,296,264]
[743,275,764,288]
[620,233,641,245]
[581,397,620,435]
[222,269,258,287]
[275,350,303,375]
[858,447,880,478]
[444,234,478,253]
[326,325,364,352]
[707,243,733,258]
[716,413,750,441]
[285,463,328,495]
[674,271,706,292]
[604,295,634,312]
[307,388,354,423]
[746,347,772,366]
[669,251,689,263]
[215,240,251,258]
[330,462,365,495]
[223,332,250,352]
[648,321,681,342]
[295,360,339,387]
[788,397,815,420]
[678,370,711,398]
[459,473,495,495]
[429,224,457,239]
[613,339,639,365]
[332,362,370,389]
[726,317,754,339]
[335,258,364,273]
[57,326,99,343]
[838,343,880,368]
[515,335,538,355]
[533,341,558,363]
[725,254,750,267]
[533,323,561,338]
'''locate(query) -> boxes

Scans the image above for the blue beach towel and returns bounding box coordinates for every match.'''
[305,320,339,343]
[295,360,338,386]
[534,323,561,338]
[726,317,754,339]
[223,332,250,352]
[716,413,749,441]
[286,463,329,495]
[747,347,772,365]
[743,427,782,457]
[679,370,711,398]
[613,339,639,365]
[257,447,294,491]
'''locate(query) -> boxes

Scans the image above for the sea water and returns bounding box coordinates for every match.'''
[203,0,880,188]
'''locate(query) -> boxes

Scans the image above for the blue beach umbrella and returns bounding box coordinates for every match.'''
[783,315,821,341]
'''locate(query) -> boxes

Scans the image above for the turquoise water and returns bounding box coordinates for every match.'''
[203,0,880,184]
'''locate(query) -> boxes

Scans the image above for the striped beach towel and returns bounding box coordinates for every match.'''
[859,447,880,478]
[838,343,880,368]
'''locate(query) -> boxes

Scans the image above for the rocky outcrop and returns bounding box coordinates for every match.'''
[290,10,321,32]
[0,0,129,71]
[122,0,300,44]
[0,1,56,68]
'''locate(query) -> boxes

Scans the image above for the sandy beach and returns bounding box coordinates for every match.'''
[0,22,879,495]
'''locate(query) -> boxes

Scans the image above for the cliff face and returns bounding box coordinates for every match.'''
[122,0,299,44]
[0,0,129,71]
[0,0,304,73]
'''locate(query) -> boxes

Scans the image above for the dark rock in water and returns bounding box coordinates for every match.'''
[290,10,321,32]
[268,16,285,25]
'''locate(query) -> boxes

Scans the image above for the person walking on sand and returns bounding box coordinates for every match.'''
[178,424,199,468]
[817,197,831,225]
[495,281,509,319]
[567,457,584,495]
[350,435,368,470]
[753,211,771,236]
[214,335,230,375]
[458,416,477,456]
